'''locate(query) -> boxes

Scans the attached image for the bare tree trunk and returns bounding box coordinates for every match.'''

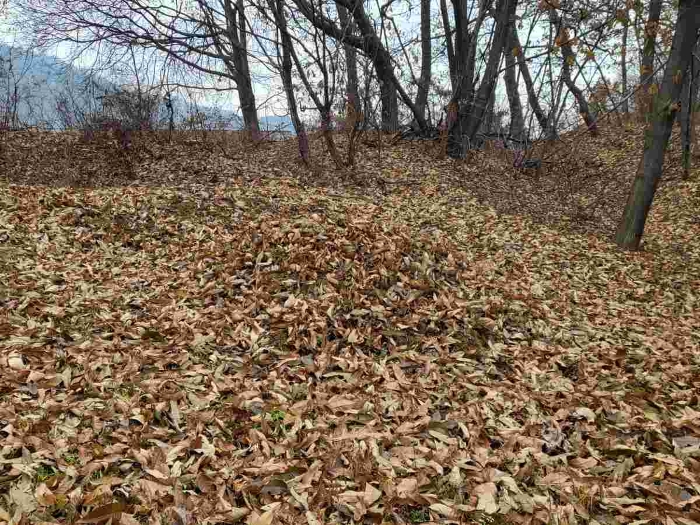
[621,14,630,113]
[445,0,482,157]
[238,76,259,137]
[224,0,260,136]
[504,43,525,141]
[637,0,662,120]
[272,0,342,168]
[549,8,597,135]
[480,88,496,134]
[270,0,308,162]
[336,2,359,106]
[512,26,550,137]
[440,0,456,91]
[379,77,399,132]
[414,0,432,123]
[458,0,516,151]
[616,0,700,250]
[680,39,700,177]
[342,0,426,130]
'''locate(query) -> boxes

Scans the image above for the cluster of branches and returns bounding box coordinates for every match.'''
[8,0,690,159]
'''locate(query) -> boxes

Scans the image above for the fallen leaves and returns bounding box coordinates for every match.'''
[0,125,699,524]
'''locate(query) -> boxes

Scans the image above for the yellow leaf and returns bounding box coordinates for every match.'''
[347,329,359,343]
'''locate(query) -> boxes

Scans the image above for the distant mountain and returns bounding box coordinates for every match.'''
[0,45,88,128]
[0,44,294,133]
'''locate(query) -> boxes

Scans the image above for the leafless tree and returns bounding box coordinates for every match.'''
[616,0,700,249]
[16,0,262,135]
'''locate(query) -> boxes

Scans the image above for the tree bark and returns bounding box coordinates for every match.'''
[480,88,496,134]
[379,76,399,132]
[414,0,432,123]
[637,0,662,120]
[504,34,525,140]
[512,26,551,137]
[445,0,482,157]
[616,0,700,250]
[221,0,260,136]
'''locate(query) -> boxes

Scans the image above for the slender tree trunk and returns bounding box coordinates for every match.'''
[621,14,630,113]
[549,9,597,135]
[616,0,700,250]
[343,0,426,131]
[226,0,259,137]
[271,0,308,162]
[679,39,700,177]
[440,0,456,91]
[637,0,662,120]
[460,0,515,147]
[414,0,432,123]
[512,26,550,136]
[293,0,427,130]
[504,44,525,140]
[337,2,359,105]
[273,0,341,168]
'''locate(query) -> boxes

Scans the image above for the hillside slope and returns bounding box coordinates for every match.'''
[0,125,699,524]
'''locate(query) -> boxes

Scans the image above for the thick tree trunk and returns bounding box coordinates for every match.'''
[637,0,662,120]
[480,88,496,134]
[414,0,432,123]
[379,77,399,132]
[621,14,630,113]
[439,0,456,91]
[448,0,515,157]
[549,9,597,135]
[445,0,478,157]
[238,78,259,137]
[512,26,550,137]
[504,42,525,140]
[616,0,700,250]
[224,0,260,136]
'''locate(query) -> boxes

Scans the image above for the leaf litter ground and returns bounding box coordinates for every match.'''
[0,126,699,525]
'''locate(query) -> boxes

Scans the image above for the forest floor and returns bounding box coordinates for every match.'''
[0,123,699,525]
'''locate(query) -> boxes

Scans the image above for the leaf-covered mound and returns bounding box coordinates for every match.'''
[0,127,699,524]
